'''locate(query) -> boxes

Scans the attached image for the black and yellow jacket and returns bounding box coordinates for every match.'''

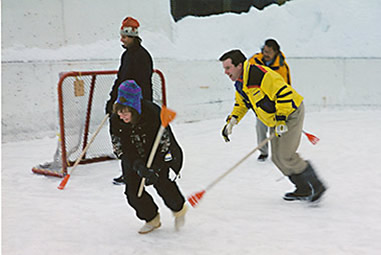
[228,76,252,122]
[241,62,303,127]
[248,51,291,85]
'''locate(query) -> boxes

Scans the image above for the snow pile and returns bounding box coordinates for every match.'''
[2,0,381,63]
[164,0,381,59]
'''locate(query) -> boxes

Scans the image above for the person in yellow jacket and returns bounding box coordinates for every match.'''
[219,49,326,202]
[248,39,292,161]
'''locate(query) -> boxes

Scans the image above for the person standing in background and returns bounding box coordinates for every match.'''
[248,39,292,161]
[105,16,154,185]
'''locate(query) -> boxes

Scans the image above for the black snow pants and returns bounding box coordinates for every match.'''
[121,156,185,222]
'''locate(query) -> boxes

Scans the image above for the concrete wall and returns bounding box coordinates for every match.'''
[1,60,120,142]
[2,57,381,142]
[289,58,381,107]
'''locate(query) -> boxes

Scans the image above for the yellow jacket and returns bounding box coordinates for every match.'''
[228,77,251,123]
[241,62,303,127]
[248,51,291,85]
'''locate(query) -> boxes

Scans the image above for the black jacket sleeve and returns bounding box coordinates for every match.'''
[144,103,183,173]
[166,125,183,174]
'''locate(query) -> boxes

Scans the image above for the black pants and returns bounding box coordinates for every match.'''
[122,157,185,222]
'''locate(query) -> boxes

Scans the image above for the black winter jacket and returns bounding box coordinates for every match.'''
[110,100,183,174]
[106,43,153,114]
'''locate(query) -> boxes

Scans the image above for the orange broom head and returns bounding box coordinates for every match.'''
[57,174,71,190]
[160,105,176,127]
[188,190,206,207]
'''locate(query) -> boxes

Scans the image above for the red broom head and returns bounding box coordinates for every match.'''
[57,174,71,190]
[304,131,320,145]
[187,190,206,207]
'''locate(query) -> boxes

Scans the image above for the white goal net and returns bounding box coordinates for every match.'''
[32,69,166,177]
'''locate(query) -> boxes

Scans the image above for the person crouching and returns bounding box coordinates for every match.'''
[110,80,187,234]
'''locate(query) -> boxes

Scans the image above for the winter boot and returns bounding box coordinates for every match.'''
[283,162,326,202]
[283,173,312,201]
[138,213,161,234]
[173,203,188,231]
[302,162,327,202]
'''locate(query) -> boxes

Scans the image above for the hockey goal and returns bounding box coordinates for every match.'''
[32,69,166,177]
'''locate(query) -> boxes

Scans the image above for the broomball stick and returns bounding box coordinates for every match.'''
[137,106,176,197]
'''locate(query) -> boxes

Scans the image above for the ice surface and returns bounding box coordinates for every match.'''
[2,110,381,254]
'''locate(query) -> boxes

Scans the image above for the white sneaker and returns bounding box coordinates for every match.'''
[173,203,188,231]
[138,213,161,234]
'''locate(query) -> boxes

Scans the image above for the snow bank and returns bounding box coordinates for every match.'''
[3,0,381,60]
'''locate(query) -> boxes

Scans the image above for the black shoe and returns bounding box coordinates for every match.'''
[257,154,268,162]
[284,186,326,202]
[112,174,125,185]
[283,189,312,201]
[283,174,312,201]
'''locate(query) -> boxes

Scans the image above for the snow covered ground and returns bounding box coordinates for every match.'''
[2,109,381,255]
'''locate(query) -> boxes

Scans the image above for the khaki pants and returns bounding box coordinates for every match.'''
[256,117,269,155]
[270,103,308,176]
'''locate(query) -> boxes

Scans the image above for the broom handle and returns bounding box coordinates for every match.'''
[137,106,177,197]
[205,133,275,191]
[58,114,109,190]
[137,126,165,197]
[69,114,109,172]
[204,128,316,190]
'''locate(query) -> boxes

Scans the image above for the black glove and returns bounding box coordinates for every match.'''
[111,134,123,159]
[133,160,159,186]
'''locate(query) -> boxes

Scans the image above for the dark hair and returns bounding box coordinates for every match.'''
[113,103,140,124]
[219,49,247,66]
[264,39,280,53]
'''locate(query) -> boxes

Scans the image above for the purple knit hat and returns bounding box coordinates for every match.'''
[116,80,142,114]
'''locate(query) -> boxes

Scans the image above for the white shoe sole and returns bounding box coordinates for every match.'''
[138,223,161,234]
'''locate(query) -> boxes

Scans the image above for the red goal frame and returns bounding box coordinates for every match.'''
[32,69,166,177]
